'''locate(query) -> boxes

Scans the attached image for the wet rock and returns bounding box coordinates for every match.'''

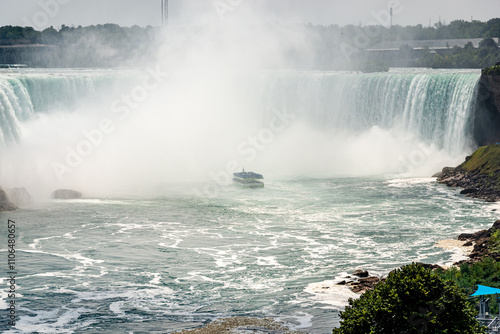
[350,276,383,293]
[442,167,455,174]
[492,220,500,230]
[460,188,478,195]
[458,233,475,241]
[52,189,82,199]
[454,220,500,264]
[353,269,369,278]
[0,187,16,211]
[171,317,302,334]
[338,269,384,293]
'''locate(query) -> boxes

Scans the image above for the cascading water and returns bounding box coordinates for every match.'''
[0,70,137,146]
[0,77,31,145]
[0,69,482,151]
[0,68,485,195]
[257,70,480,156]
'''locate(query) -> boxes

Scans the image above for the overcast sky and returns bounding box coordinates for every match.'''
[0,0,499,30]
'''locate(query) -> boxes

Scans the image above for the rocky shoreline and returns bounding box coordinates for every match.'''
[337,145,500,294]
[336,270,384,293]
[171,317,303,334]
[335,224,499,294]
[337,263,446,294]
[455,220,500,264]
[436,145,500,202]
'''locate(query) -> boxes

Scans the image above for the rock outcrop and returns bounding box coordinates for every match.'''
[455,220,500,264]
[337,270,385,293]
[475,71,500,146]
[479,71,500,117]
[52,189,82,200]
[171,317,302,334]
[437,145,500,202]
[339,264,445,294]
[0,187,16,211]
[348,276,383,293]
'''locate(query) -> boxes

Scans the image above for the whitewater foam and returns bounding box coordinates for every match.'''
[304,280,360,308]
[0,69,483,197]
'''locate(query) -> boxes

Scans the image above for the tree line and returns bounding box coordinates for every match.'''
[0,18,499,69]
[415,38,499,69]
[0,24,158,67]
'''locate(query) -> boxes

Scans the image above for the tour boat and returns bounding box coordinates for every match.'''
[233,169,264,188]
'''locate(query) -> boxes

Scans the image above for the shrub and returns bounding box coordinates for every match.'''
[333,263,485,334]
[482,65,500,75]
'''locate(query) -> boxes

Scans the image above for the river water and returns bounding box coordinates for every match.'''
[1,176,498,333]
[0,68,496,333]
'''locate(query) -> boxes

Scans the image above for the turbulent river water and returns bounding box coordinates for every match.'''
[0,68,496,333]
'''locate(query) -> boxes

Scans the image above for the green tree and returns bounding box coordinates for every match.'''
[479,37,498,49]
[40,26,59,45]
[333,263,485,334]
[482,18,500,38]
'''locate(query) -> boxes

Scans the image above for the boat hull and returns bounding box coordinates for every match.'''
[233,179,264,188]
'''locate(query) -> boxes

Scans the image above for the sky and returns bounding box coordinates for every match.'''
[0,0,499,30]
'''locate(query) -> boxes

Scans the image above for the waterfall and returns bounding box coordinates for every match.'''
[0,71,135,147]
[257,70,481,156]
[0,69,485,192]
[0,69,482,153]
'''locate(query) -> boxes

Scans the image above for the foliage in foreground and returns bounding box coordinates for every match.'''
[333,263,485,334]
[437,256,500,315]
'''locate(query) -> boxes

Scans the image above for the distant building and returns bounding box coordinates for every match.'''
[365,38,500,67]
[0,44,60,67]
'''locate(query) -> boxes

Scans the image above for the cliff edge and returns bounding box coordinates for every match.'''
[475,66,500,146]
[480,66,500,114]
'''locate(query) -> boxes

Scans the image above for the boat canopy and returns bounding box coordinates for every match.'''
[470,285,500,297]
[233,171,263,179]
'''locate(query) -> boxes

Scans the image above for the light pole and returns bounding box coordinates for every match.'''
[161,0,168,27]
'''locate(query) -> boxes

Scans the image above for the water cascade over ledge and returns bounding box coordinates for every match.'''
[0,68,487,195]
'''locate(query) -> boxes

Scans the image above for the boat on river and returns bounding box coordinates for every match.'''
[233,169,264,188]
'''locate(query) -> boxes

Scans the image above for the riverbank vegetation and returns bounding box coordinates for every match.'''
[334,263,485,333]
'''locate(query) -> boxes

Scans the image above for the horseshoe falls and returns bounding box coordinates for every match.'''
[1,68,498,334]
[260,69,479,154]
[0,68,482,189]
